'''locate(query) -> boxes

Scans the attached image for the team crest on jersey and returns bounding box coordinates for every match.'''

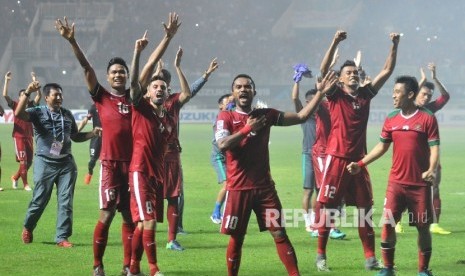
[159,122,165,133]
[414,123,422,131]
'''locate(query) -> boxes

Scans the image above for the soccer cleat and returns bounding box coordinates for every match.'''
[210,212,222,224]
[310,230,318,238]
[0,187,3,191]
[365,256,383,271]
[153,272,164,276]
[395,222,404,233]
[12,176,18,189]
[93,265,105,276]
[24,185,32,191]
[166,240,184,251]
[177,227,188,235]
[315,258,331,272]
[57,240,73,248]
[376,267,396,276]
[430,223,451,234]
[329,228,346,240]
[120,266,129,276]
[84,173,92,185]
[22,228,33,243]
[418,269,434,276]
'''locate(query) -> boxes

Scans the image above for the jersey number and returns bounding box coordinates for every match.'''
[323,185,336,199]
[224,215,238,230]
[117,102,130,114]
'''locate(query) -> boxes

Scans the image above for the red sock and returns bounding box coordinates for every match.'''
[93,221,110,267]
[358,223,375,258]
[432,197,441,222]
[227,235,244,276]
[167,198,179,241]
[19,162,29,186]
[142,229,159,274]
[418,248,432,272]
[316,209,330,255]
[130,227,144,274]
[274,235,300,276]
[122,223,135,267]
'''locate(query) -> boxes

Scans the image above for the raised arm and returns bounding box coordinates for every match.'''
[130,32,149,106]
[139,13,181,89]
[3,71,13,107]
[174,47,191,106]
[418,67,426,88]
[320,30,346,76]
[370,33,400,93]
[281,71,337,126]
[56,17,97,92]
[429,63,449,99]
[31,72,41,106]
[190,58,219,97]
[291,82,303,112]
[14,80,40,121]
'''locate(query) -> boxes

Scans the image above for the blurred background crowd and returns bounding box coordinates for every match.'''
[1,0,464,112]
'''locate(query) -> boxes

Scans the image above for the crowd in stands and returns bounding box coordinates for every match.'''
[1,0,464,109]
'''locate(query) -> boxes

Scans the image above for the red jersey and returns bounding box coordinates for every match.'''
[164,93,182,156]
[313,100,331,158]
[12,101,34,138]
[380,107,440,186]
[325,86,376,159]
[215,108,282,191]
[424,93,449,113]
[130,99,172,184]
[92,84,132,161]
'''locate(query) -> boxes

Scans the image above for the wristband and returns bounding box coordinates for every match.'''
[239,124,252,136]
[24,91,31,97]
[357,160,366,167]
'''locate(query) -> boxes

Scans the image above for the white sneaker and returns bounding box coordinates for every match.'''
[24,185,32,191]
[12,176,18,189]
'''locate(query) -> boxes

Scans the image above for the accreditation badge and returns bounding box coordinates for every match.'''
[50,140,63,156]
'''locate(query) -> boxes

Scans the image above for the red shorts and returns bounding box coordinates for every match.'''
[99,160,130,211]
[382,182,432,227]
[129,171,164,223]
[221,185,284,235]
[14,137,33,164]
[164,153,182,198]
[317,155,373,208]
[312,154,327,189]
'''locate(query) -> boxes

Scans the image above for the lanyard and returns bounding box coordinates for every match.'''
[47,108,65,142]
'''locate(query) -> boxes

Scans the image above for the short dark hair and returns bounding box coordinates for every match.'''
[159,69,172,86]
[18,89,26,97]
[150,75,167,85]
[218,93,231,104]
[423,81,435,91]
[107,57,129,74]
[339,60,357,73]
[395,75,419,97]
[231,74,255,91]
[43,83,63,96]
[305,89,317,98]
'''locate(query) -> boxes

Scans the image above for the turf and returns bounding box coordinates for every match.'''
[0,123,464,275]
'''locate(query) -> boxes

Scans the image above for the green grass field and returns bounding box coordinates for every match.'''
[0,123,464,276]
